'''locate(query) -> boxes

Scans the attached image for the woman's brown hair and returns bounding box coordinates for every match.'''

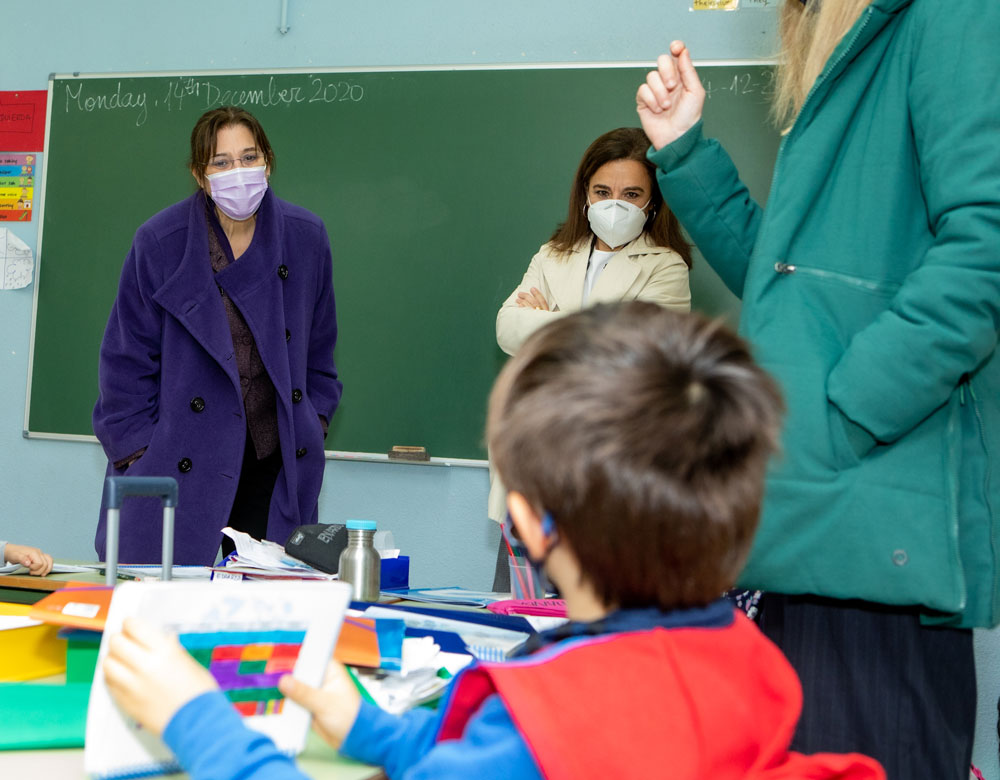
[189,106,276,184]
[549,127,692,268]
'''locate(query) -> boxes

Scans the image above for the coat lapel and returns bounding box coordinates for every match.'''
[544,242,590,312]
[215,191,292,393]
[152,192,238,376]
[589,245,642,304]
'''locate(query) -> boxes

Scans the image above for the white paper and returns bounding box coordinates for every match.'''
[362,605,529,652]
[0,228,33,290]
[0,562,95,575]
[85,580,352,779]
[117,565,215,580]
[0,615,43,631]
[221,527,316,572]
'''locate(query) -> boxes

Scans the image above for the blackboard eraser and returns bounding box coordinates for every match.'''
[388,445,429,462]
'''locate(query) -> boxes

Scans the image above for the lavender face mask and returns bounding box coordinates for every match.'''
[206,165,268,221]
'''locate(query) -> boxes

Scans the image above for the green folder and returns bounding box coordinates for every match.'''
[0,682,89,749]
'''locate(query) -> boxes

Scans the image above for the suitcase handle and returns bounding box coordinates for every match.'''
[104,476,179,585]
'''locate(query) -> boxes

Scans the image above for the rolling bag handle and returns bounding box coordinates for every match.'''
[104,476,179,586]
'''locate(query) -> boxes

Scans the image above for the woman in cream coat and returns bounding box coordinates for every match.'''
[496,127,691,357]
[490,127,692,586]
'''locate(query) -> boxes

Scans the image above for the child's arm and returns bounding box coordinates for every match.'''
[2,542,54,576]
[285,670,543,780]
[350,694,543,780]
[163,691,310,780]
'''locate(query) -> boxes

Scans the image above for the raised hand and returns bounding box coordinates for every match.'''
[636,41,706,151]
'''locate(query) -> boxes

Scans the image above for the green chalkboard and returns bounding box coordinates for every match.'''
[28,65,778,460]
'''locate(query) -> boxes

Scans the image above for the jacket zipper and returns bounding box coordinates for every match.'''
[968,381,998,618]
[772,262,897,294]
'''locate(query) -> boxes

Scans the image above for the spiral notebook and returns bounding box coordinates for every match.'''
[84,580,352,780]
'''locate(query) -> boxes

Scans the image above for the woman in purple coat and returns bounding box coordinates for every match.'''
[93,107,342,566]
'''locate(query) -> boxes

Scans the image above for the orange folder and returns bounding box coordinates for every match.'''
[333,617,381,668]
[29,586,114,632]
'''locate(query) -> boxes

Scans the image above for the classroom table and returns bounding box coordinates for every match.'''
[0,566,107,604]
[0,728,385,779]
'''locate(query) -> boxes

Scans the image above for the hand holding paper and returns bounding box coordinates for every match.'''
[278,660,361,749]
[103,618,218,736]
[2,542,53,576]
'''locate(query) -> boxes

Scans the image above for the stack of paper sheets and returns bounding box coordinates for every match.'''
[213,528,337,580]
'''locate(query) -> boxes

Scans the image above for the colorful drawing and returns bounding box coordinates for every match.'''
[178,629,305,717]
[0,154,35,222]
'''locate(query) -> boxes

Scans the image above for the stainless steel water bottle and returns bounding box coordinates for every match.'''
[338,519,380,601]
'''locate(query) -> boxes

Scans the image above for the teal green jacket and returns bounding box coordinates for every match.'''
[651,0,1000,628]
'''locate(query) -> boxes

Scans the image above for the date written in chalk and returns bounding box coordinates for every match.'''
[62,75,365,128]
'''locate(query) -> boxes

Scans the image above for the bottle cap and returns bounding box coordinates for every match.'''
[345,519,377,531]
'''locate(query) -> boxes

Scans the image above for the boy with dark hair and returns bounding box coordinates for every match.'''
[104,302,884,779]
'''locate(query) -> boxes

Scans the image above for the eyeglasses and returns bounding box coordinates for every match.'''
[205,152,265,172]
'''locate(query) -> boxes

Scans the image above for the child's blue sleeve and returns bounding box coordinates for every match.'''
[163,690,309,780]
[341,695,543,780]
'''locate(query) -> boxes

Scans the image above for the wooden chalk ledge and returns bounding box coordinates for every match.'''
[388,445,430,461]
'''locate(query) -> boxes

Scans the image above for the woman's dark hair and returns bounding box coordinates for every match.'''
[189,106,275,183]
[549,127,692,267]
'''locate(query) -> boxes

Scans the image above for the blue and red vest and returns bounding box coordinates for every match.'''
[437,610,884,780]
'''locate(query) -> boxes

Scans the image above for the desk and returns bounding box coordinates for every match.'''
[0,571,433,779]
[0,573,516,779]
[0,568,106,604]
[0,729,384,779]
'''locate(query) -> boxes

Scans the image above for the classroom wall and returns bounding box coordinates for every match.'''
[3,2,996,775]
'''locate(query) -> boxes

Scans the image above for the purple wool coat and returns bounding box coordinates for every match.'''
[93,189,342,565]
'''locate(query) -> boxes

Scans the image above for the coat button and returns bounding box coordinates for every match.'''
[292,389,303,403]
[277,264,289,280]
[285,329,291,342]
[295,447,307,458]
[190,397,206,413]
[178,458,193,473]
[240,376,250,388]
[892,549,908,566]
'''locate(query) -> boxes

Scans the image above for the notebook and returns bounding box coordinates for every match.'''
[84,580,352,780]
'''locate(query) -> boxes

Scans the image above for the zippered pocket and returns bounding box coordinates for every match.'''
[772,261,900,296]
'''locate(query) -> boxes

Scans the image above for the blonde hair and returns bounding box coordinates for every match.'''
[773,0,873,128]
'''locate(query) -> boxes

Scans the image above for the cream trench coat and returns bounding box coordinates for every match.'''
[496,234,690,356]
[489,233,691,521]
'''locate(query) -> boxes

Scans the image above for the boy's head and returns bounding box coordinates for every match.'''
[488,302,783,611]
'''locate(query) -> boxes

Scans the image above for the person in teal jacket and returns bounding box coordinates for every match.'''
[637,1,999,777]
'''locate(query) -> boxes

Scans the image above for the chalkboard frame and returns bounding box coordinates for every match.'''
[25,61,779,466]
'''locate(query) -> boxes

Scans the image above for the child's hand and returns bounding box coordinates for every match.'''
[4,543,54,576]
[279,660,361,748]
[103,618,218,737]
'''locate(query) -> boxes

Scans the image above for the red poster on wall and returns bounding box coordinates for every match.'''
[0,90,47,151]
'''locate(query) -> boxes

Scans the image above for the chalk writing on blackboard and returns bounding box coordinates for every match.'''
[63,75,366,128]
[702,69,775,101]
